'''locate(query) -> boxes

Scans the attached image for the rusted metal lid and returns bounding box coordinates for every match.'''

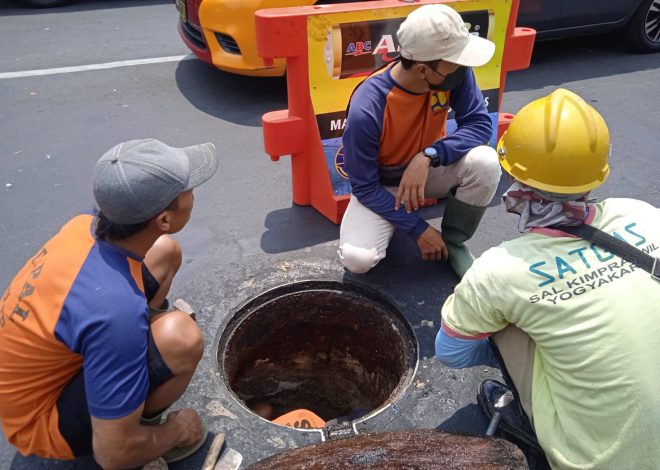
[247,429,528,469]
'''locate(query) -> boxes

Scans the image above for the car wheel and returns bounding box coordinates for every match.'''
[627,0,660,52]
[22,0,71,7]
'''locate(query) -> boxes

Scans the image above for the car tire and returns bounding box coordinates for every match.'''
[22,0,71,7]
[627,0,660,52]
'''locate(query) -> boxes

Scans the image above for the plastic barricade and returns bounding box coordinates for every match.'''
[257,0,535,224]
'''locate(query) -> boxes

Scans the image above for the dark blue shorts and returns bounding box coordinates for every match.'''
[56,265,174,457]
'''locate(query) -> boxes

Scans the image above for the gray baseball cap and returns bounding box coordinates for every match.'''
[93,138,218,224]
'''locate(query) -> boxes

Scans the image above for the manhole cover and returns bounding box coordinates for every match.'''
[247,429,528,469]
[217,281,418,428]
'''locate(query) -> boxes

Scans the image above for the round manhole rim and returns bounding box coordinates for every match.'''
[213,279,420,432]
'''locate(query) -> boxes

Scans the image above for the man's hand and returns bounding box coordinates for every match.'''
[166,409,202,447]
[395,152,430,212]
[93,405,202,469]
[417,226,448,261]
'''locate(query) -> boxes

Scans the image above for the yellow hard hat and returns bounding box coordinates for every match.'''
[497,88,610,194]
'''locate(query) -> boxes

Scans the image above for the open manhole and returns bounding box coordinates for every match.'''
[217,280,418,428]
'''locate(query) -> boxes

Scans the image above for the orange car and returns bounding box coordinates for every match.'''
[175,0,373,77]
[176,0,659,76]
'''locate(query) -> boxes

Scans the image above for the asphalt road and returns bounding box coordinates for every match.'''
[0,0,659,468]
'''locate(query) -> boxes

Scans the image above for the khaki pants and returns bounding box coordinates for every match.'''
[338,145,501,273]
[491,324,536,425]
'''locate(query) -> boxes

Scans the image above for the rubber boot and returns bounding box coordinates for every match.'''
[441,193,487,279]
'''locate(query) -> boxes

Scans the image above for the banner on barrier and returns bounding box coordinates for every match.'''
[306,1,513,196]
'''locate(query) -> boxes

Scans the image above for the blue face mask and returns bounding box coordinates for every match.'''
[426,66,468,91]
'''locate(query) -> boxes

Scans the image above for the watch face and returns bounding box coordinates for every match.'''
[424,147,438,158]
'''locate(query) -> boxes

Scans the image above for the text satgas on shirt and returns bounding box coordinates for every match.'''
[525,222,658,305]
[0,247,47,328]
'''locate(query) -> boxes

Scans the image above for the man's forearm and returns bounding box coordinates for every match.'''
[94,421,182,469]
[352,185,429,237]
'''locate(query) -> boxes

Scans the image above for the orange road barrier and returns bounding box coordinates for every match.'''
[258,0,535,224]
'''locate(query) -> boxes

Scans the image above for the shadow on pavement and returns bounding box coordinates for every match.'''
[175,59,287,127]
[436,403,489,434]
[259,199,448,255]
[260,205,339,254]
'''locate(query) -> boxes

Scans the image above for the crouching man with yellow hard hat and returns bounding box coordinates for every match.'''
[435,89,660,468]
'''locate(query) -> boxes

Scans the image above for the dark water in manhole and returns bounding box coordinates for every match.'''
[218,281,418,424]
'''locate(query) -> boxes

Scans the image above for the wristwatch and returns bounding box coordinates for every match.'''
[423,146,442,168]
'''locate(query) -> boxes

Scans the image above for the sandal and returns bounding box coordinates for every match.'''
[141,411,209,463]
[162,419,209,463]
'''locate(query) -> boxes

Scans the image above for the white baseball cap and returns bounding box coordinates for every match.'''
[397,4,495,66]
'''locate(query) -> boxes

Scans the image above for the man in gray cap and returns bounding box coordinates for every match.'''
[339,4,501,279]
[0,139,218,468]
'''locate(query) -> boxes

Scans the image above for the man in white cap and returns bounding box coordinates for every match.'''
[338,3,501,279]
[0,139,218,468]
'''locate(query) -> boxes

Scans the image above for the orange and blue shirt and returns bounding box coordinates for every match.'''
[343,64,492,238]
[0,214,151,459]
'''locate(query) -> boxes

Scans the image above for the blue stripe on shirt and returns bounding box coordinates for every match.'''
[435,327,498,369]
